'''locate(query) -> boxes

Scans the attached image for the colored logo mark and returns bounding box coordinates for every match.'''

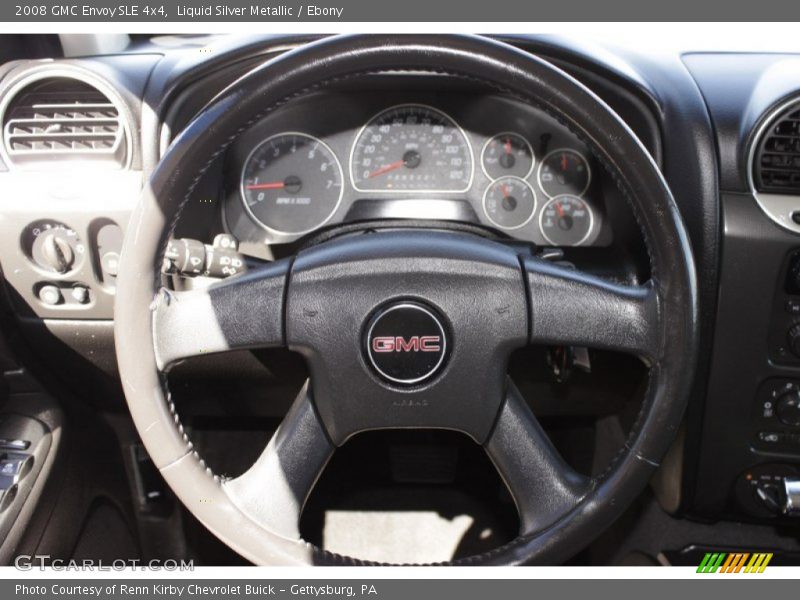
[696,552,773,573]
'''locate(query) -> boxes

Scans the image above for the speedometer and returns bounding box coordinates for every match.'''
[350,104,473,193]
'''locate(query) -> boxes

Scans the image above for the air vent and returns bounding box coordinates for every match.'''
[1,75,128,168]
[755,102,800,194]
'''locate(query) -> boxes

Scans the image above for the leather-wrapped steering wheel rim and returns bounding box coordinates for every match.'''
[114,34,698,565]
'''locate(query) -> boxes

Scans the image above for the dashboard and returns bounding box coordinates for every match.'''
[222,88,610,250]
[6,33,800,545]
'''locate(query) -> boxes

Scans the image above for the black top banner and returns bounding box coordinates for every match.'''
[2,0,799,22]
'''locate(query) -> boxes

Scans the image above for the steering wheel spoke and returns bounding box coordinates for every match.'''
[524,256,661,364]
[485,381,591,535]
[223,381,333,540]
[152,259,289,370]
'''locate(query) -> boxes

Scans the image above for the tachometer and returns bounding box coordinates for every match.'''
[350,104,473,193]
[240,133,343,235]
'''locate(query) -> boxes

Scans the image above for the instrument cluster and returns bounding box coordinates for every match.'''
[226,92,609,250]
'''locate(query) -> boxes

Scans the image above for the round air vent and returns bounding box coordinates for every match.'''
[754,100,800,194]
[0,70,130,169]
[749,97,800,234]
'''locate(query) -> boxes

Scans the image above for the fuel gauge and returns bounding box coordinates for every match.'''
[539,195,594,246]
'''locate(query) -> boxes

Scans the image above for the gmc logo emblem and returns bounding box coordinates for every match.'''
[372,335,442,353]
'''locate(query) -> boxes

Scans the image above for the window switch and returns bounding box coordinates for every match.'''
[0,453,32,488]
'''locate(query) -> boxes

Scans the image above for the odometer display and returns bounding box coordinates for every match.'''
[240,133,343,235]
[350,104,473,193]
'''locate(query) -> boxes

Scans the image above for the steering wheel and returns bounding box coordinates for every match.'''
[114,34,698,565]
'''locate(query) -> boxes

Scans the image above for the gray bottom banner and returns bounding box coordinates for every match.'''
[4,579,799,600]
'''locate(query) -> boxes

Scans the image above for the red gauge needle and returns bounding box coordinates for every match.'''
[504,139,512,155]
[500,183,511,198]
[560,153,569,172]
[555,202,566,218]
[367,159,405,179]
[245,181,285,190]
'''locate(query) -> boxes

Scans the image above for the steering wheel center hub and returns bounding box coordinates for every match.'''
[365,301,448,385]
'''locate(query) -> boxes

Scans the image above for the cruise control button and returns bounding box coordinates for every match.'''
[213,233,238,251]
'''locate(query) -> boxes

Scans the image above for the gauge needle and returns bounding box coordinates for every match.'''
[561,153,568,171]
[555,202,566,217]
[504,139,512,155]
[500,183,511,198]
[367,159,405,179]
[245,181,285,190]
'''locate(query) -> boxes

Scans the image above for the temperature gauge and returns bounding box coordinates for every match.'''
[539,195,594,246]
[483,176,537,230]
[481,132,534,180]
[538,149,591,198]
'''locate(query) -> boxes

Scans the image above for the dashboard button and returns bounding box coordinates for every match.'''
[38,285,61,306]
[786,299,800,314]
[0,452,32,486]
[758,431,782,443]
[70,286,90,305]
[777,390,800,427]
[101,251,120,276]
[213,234,238,251]
[788,324,800,357]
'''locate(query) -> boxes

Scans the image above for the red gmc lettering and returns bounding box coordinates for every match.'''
[419,336,441,351]
[373,336,441,353]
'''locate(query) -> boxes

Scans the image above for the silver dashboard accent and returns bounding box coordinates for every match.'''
[0,66,132,171]
[784,477,800,515]
[747,96,800,235]
[350,198,475,221]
